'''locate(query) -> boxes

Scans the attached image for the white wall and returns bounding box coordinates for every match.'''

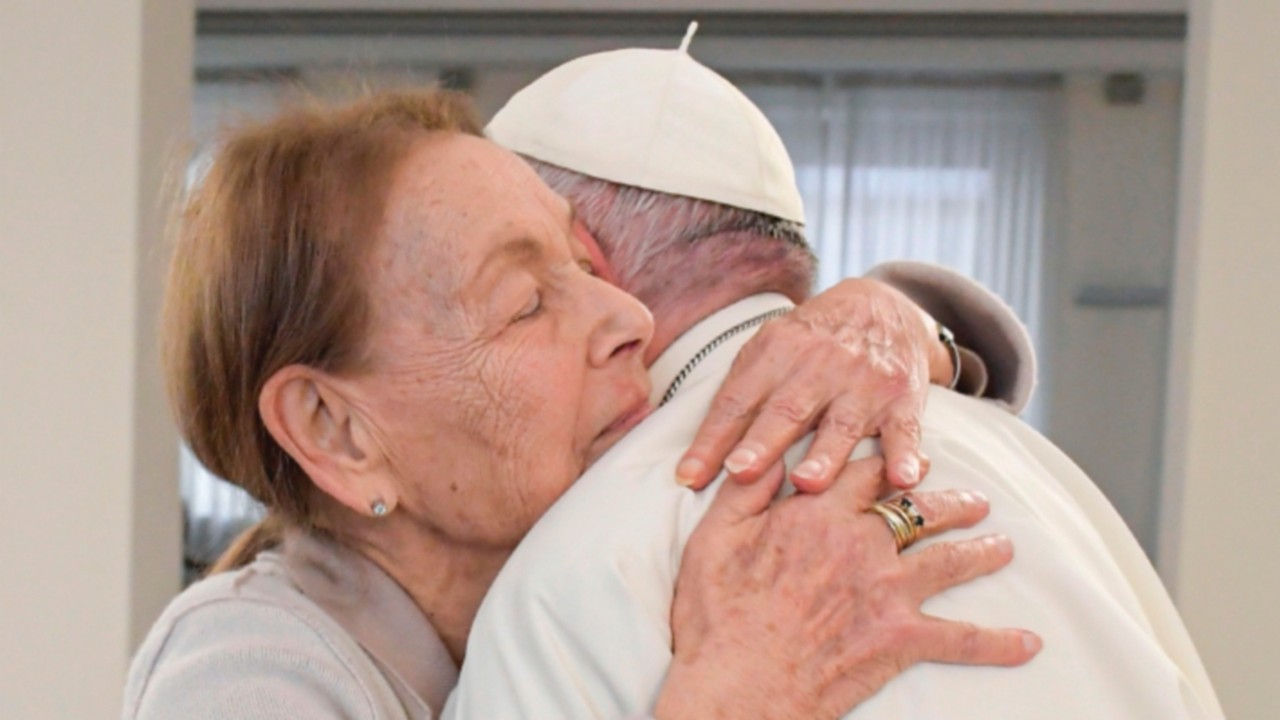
[0,1,192,716]
[1045,73,1182,560]
[1163,0,1280,715]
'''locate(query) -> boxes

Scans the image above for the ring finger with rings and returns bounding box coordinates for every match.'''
[869,497,923,552]
[867,489,991,552]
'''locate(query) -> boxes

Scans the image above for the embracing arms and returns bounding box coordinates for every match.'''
[654,459,1039,720]
[676,261,1036,493]
[446,264,1042,719]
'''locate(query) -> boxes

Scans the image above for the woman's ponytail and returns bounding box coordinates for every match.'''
[207,515,286,575]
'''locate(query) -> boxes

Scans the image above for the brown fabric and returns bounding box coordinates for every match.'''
[272,531,458,716]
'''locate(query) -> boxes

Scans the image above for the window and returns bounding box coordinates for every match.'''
[743,79,1058,426]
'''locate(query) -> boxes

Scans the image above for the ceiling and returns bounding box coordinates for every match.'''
[196,0,1187,12]
[195,1,1187,75]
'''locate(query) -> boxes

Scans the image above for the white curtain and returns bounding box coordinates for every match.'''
[740,79,1058,426]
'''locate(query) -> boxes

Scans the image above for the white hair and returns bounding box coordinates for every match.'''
[524,157,816,317]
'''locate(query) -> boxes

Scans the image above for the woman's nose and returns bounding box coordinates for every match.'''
[588,280,653,368]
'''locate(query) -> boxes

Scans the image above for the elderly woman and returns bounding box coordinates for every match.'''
[124,90,1032,720]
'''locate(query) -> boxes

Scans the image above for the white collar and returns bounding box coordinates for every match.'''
[648,293,796,407]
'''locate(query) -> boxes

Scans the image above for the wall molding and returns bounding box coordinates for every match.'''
[197,11,1187,39]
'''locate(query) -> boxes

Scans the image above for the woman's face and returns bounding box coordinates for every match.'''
[349,133,653,550]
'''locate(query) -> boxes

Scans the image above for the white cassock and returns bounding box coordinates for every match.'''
[444,290,1223,720]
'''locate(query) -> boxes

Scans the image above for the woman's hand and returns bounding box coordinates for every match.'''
[676,278,954,494]
[654,458,1040,720]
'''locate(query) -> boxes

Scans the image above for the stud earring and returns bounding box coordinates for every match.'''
[371,499,389,517]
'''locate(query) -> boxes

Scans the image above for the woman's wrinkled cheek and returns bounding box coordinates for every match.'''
[471,336,546,456]
[480,335,584,506]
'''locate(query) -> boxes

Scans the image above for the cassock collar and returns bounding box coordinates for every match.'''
[272,530,458,719]
[648,293,796,407]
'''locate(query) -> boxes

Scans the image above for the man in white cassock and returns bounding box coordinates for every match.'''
[444,42,1223,720]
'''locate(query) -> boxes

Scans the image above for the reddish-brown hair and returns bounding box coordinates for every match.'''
[162,89,482,571]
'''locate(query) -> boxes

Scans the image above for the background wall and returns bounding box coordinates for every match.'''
[0,0,190,716]
[1164,1,1280,717]
[1046,73,1182,558]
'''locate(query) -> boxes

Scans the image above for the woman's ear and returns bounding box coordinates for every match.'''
[258,365,396,518]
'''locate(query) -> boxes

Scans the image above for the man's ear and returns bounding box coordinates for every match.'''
[258,365,396,518]
[572,218,620,285]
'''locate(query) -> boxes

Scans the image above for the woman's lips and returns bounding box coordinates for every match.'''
[603,397,652,439]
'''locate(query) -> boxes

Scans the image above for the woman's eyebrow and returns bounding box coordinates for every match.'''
[473,237,543,285]
[497,237,543,263]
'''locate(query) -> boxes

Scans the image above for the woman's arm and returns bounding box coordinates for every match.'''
[865,261,1036,413]
[677,264,1036,493]
[125,601,380,720]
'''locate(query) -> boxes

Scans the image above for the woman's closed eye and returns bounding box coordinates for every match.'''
[513,290,543,323]
[509,258,593,325]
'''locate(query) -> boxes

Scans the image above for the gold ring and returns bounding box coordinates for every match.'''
[868,496,925,552]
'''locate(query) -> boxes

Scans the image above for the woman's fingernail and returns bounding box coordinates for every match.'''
[675,458,704,487]
[1023,632,1042,654]
[792,458,828,483]
[723,446,759,475]
[898,456,920,486]
[985,534,1013,553]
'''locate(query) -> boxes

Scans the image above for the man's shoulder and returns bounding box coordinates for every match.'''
[453,400,723,720]
[483,387,736,628]
[921,386,1084,489]
[502,420,690,583]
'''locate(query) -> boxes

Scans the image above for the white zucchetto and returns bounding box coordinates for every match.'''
[487,24,806,224]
